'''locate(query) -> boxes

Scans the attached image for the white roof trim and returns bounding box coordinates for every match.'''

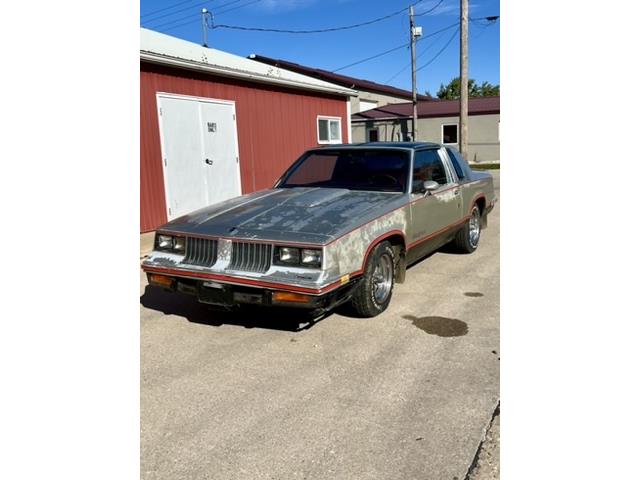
[351,116,412,122]
[140,28,357,97]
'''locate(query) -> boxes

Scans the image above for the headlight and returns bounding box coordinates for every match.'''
[155,234,186,254]
[156,234,173,250]
[278,247,300,264]
[301,249,322,267]
[275,246,321,268]
[173,236,186,252]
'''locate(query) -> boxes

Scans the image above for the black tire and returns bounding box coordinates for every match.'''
[454,204,481,253]
[350,241,395,317]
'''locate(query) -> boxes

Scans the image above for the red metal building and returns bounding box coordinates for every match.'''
[140,28,355,232]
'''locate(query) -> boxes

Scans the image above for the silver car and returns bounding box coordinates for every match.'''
[142,142,496,317]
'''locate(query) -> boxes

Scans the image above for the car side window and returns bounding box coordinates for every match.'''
[445,147,466,180]
[413,149,448,187]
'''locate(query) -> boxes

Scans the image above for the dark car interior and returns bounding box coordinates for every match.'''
[281,149,410,193]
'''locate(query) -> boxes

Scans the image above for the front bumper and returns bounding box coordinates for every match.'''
[146,272,360,311]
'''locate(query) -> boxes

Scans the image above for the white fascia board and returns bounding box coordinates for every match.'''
[351,116,412,122]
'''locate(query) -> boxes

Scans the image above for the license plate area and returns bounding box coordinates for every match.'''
[233,291,264,305]
[197,282,232,305]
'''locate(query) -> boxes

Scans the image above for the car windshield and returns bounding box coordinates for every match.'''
[278,149,410,193]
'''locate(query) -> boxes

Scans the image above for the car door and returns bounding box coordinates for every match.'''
[408,148,463,260]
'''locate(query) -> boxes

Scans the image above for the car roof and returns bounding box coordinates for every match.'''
[313,141,442,151]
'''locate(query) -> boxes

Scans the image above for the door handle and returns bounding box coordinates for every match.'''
[205,158,213,165]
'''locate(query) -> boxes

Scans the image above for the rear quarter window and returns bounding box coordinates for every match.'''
[446,147,467,180]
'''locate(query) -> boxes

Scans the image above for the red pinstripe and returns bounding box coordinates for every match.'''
[142,265,344,295]
[145,193,488,295]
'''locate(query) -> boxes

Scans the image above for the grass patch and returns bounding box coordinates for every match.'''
[471,163,500,170]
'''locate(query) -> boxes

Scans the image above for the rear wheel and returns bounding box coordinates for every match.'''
[454,204,481,253]
[350,241,395,317]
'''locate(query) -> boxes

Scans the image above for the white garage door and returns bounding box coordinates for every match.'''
[157,93,241,220]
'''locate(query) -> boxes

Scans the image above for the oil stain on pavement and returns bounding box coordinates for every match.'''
[403,315,469,337]
[464,292,484,297]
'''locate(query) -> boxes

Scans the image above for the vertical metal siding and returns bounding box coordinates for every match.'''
[140,62,349,232]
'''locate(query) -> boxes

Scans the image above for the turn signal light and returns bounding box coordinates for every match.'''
[149,274,174,288]
[272,291,312,303]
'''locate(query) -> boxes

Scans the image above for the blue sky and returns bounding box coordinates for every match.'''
[140,0,500,96]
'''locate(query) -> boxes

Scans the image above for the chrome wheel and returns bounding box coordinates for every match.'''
[372,252,393,304]
[469,207,481,247]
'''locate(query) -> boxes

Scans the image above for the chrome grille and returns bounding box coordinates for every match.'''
[229,242,272,273]
[181,237,217,267]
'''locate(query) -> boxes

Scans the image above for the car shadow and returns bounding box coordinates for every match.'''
[140,285,332,332]
[405,243,461,271]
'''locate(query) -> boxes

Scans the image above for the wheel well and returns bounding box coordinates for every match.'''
[474,196,488,228]
[383,234,407,284]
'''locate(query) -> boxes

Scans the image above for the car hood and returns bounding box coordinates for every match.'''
[159,187,407,245]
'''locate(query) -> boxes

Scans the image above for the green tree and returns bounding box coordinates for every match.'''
[436,77,499,100]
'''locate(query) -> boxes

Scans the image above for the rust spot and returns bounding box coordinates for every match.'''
[403,315,468,337]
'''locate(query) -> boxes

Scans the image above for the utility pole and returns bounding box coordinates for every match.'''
[409,6,418,141]
[459,0,469,158]
[201,8,212,47]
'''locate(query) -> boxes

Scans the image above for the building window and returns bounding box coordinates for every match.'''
[317,116,342,144]
[367,128,379,142]
[442,123,458,144]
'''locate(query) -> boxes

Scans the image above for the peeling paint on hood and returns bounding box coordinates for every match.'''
[159,187,408,244]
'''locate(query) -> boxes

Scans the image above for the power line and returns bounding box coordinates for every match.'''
[142,0,245,22]
[145,12,203,30]
[470,18,498,27]
[153,18,202,32]
[414,0,445,16]
[385,17,495,83]
[146,0,262,31]
[332,21,458,73]
[414,16,498,73]
[470,17,497,40]
[212,0,427,34]
[385,24,454,83]
[155,17,202,33]
[142,1,247,24]
[142,1,218,24]
[141,0,206,19]
[415,26,459,73]
[216,0,263,15]
[333,42,410,73]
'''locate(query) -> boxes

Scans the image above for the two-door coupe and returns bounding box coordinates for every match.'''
[142,142,496,317]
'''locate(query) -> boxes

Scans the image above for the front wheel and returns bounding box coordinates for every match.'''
[454,204,481,253]
[350,241,395,317]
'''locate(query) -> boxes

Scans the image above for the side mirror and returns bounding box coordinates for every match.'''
[413,180,439,194]
[423,180,439,192]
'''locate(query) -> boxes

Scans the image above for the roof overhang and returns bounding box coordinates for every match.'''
[248,54,429,101]
[140,28,357,97]
[351,116,411,122]
[142,52,357,97]
[351,110,500,122]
